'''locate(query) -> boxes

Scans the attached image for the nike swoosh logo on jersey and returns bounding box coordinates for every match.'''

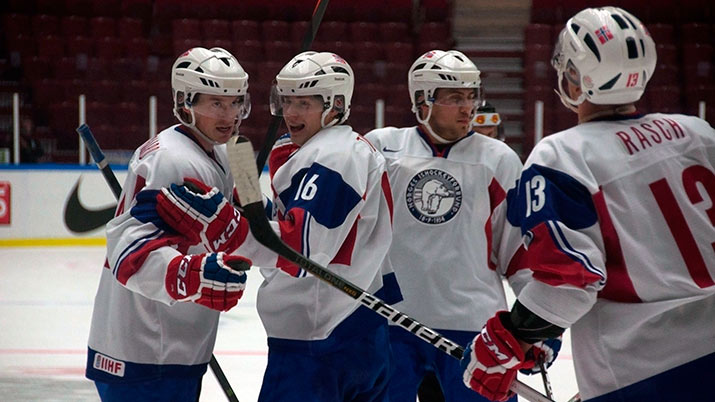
[382,146,402,152]
[63,177,117,233]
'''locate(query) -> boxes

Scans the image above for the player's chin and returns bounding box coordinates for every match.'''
[213,126,235,142]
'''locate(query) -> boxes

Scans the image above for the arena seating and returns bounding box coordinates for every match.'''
[0,0,453,160]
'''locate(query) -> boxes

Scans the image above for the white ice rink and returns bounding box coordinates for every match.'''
[0,246,579,402]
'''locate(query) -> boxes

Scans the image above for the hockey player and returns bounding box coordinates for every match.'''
[472,101,505,141]
[85,47,255,402]
[365,50,536,402]
[256,51,399,401]
[461,7,715,402]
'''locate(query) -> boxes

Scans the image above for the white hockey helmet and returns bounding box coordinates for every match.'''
[407,50,482,142]
[171,47,251,131]
[551,7,656,108]
[270,51,354,128]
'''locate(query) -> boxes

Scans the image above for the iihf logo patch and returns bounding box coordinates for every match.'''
[405,169,462,224]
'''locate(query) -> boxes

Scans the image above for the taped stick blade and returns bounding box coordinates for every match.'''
[226,136,263,207]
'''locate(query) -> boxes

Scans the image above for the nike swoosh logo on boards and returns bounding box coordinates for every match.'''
[63,177,117,233]
[382,146,402,152]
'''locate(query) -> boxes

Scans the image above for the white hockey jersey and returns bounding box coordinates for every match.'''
[257,125,399,346]
[365,126,524,332]
[509,114,715,400]
[86,125,274,382]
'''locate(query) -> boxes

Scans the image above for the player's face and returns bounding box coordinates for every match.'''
[426,88,477,141]
[191,95,245,145]
[281,96,331,146]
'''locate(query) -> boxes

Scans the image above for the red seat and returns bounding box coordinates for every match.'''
[290,21,310,44]
[382,62,409,85]
[172,38,202,58]
[91,0,122,17]
[120,80,152,103]
[95,36,124,59]
[384,84,411,110]
[261,20,291,42]
[684,84,715,116]
[351,62,379,86]
[3,14,31,38]
[656,43,677,66]
[172,18,201,41]
[90,17,117,38]
[124,37,150,60]
[32,78,65,107]
[348,105,376,134]
[37,35,66,59]
[232,20,261,42]
[32,15,61,37]
[263,41,296,63]
[378,22,409,42]
[311,41,354,61]
[680,23,712,45]
[423,0,450,22]
[66,0,95,17]
[112,57,145,81]
[384,42,414,64]
[646,23,675,45]
[66,36,95,57]
[6,35,36,60]
[524,23,554,47]
[233,40,264,63]
[349,22,380,43]
[647,85,683,113]
[53,56,84,79]
[418,22,450,44]
[61,16,88,37]
[203,19,231,41]
[23,56,51,82]
[85,81,121,104]
[316,21,348,43]
[649,64,679,87]
[48,101,80,142]
[204,39,233,52]
[253,61,283,88]
[353,42,384,63]
[384,105,413,127]
[118,18,145,39]
[121,0,153,20]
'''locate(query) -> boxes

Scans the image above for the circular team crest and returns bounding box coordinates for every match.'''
[405,169,462,224]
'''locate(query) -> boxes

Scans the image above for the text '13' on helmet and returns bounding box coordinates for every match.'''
[551,6,656,109]
[270,51,354,128]
[407,49,482,142]
[171,47,251,130]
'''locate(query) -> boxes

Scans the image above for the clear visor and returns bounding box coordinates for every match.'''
[190,94,251,121]
[269,85,327,117]
[428,88,482,110]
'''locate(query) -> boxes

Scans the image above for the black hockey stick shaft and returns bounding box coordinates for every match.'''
[226,136,555,402]
[76,124,240,402]
[254,0,330,172]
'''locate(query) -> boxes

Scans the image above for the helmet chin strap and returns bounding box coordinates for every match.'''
[415,104,454,144]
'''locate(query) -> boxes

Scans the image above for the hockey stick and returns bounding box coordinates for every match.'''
[76,124,240,402]
[254,0,330,172]
[539,358,554,400]
[226,136,555,402]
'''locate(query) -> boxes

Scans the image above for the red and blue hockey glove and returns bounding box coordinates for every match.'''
[156,178,249,253]
[520,335,562,375]
[461,311,533,401]
[166,252,251,311]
